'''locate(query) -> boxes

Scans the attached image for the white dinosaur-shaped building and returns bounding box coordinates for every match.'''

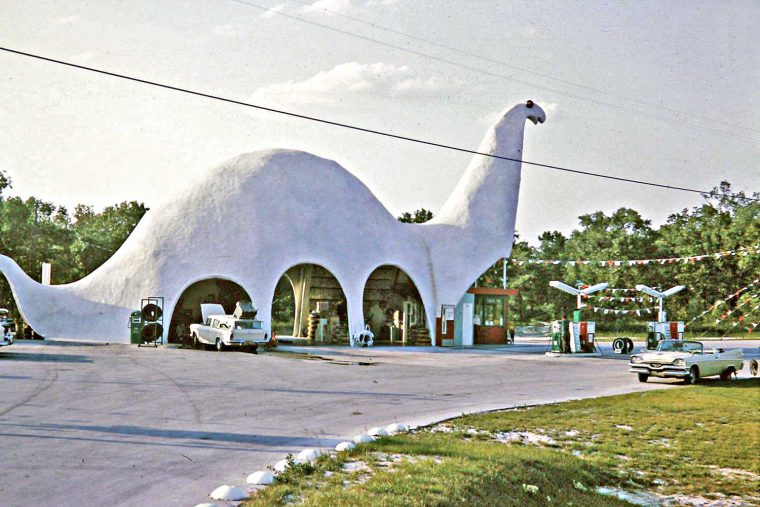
[0,100,546,344]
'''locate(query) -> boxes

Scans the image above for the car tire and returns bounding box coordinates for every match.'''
[612,338,625,354]
[624,338,634,354]
[719,367,736,381]
[750,359,758,377]
[638,373,649,383]
[216,338,225,352]
[685,366,699,385]
[192,333,200,349]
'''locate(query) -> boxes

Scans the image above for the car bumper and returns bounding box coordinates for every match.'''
[629,363,688,378]
[227,340,259,347]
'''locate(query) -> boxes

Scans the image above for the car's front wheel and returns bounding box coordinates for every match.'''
[192,333,201,349]
[685,366,699,385]
[638,373,649,383]
[216,338,225,352]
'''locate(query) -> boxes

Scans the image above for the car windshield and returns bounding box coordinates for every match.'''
[657,340,702,353]
[235,320,262,330]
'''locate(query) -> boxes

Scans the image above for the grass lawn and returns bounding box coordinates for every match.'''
[244,379,759,506]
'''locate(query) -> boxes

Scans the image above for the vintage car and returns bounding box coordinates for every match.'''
[0,308,15,347]
[189,301,269,352]
[629,340,743,384]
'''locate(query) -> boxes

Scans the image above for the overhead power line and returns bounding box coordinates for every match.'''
[230,0,759,145]
[283,0,760,137]
[0,46,756,202]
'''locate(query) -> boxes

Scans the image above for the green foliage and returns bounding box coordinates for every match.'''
[0,169,147,322]
[70,201,148,276]
[479,182,759,333]
[397,208,434,224]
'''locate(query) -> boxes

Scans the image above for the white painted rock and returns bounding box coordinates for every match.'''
[386,423,408,434]
[353,434,375,444]
[209,485,247,501]
[335,441,355,452]
[273,459,290,473]
[297,448,320,462]
[247,470,275,485]
[368,427,389,437]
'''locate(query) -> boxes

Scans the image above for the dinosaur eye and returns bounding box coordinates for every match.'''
[526,100,534,108]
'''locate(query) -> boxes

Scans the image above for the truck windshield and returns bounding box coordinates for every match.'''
[235,320,262,330]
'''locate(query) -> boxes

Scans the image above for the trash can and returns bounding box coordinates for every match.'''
[129,311,143,344]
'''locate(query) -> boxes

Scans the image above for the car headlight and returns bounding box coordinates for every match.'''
[631,356,643,364]
[673,359,685,367]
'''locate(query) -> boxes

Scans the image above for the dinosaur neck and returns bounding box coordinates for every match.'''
[432,106,527,234]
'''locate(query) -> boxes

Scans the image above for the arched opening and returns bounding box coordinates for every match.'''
[363,266,429,345]
[271,264,349,342]
[169,278,252,343]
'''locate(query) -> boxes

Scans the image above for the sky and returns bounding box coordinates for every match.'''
[0,0,758,245]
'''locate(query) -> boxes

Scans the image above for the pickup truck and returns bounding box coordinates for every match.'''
[189,301,269,352]
[629,340,743,384]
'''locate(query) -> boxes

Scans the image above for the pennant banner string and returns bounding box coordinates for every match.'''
[508,245,759,267]
[685,279,759,327]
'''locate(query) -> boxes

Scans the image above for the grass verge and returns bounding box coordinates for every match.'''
[244,379,759,506]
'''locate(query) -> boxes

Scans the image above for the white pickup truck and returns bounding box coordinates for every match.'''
[189,301,269,352]
[629,340,743,384]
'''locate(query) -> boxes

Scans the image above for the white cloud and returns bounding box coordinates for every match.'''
[55,15,79,24]
[301,0,399,15]
[261,3,287,18]
[251,62,460,105]
[212,23,240,38]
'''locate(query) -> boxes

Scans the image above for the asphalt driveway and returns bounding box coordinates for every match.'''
[0,339,756,506]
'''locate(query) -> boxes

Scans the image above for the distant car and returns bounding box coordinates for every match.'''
[629,340,743,384]
[189,302,269,352]
[0,309,15,347]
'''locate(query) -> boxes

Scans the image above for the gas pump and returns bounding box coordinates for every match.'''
[549,281,608,354]
[635,284,685,350]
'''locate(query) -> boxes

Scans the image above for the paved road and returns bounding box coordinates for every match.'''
[0,339,756,507]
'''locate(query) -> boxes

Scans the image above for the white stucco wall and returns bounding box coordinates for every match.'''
[0,101,545,344]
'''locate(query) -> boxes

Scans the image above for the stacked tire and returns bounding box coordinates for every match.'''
[140,303,163,346]
[612,337,634,354]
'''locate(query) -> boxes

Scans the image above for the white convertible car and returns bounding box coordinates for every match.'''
[629,340,743,384]
[189,302,269,352]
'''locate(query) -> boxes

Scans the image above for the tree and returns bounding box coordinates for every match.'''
[0,169,148,324]
[71,201,148,277]
[656,181,759,329]
[397,208,433,224]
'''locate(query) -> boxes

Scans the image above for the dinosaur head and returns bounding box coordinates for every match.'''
[524,99,546,125]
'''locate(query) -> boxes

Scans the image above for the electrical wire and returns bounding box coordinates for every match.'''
[0,45,757,202]
[231,0,759,145]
